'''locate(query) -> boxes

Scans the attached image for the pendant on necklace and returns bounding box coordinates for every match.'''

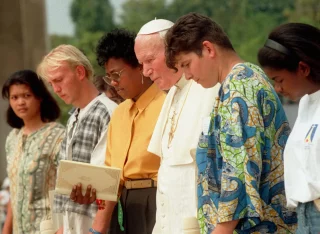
[168,131,174,148]
[168,111,177,148]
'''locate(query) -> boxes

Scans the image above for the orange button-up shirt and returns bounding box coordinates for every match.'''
[105,83,166,185]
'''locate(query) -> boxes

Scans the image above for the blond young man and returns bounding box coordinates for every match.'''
[37,45,117,234]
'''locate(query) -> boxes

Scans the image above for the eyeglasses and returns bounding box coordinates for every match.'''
[103,68,125,85]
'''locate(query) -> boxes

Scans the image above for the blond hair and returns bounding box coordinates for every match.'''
[37,44,94,80]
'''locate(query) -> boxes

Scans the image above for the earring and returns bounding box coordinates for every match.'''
[141,73,144,84]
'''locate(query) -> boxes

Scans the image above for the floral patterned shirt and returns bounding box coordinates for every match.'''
[6,122,65,234]
[196,63,297,233]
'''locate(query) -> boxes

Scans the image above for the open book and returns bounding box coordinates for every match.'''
[55,160,121,201]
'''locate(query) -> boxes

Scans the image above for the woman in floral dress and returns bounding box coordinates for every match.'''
[1,70,65,234]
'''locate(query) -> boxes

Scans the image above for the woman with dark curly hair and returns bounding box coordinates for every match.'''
[71,29,166,234]
[1,70,65,234]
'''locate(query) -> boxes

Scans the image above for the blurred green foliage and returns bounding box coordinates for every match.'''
[50,0,320,124]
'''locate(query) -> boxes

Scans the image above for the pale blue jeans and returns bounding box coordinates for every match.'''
[296,201,320,234]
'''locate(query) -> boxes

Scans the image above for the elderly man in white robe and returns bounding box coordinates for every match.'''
[135,19,220,234]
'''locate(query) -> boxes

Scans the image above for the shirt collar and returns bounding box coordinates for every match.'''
[129,83,162,112]
[174,74,188,90]
[307,89,320,102]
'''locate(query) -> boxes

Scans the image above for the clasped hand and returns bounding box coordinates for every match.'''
[69,183,96,205]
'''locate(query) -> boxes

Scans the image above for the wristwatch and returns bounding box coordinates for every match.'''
[89,227,102,234]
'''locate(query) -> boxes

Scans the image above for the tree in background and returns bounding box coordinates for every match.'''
[227,0,295,63]
[50,35,75,48]
[70,0,115,73]
[288,0,320,27]
[120,0,168,32]
[50,0,115,73]
[49,0,318,70]
[70,0,115,37]
[165,0,240,30]
[118,0,296,63]
[48,0,318,123]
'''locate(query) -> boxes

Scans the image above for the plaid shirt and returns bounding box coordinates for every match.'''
[54,95,115,218]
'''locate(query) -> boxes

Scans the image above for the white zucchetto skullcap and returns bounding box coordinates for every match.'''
[137,19,174,35]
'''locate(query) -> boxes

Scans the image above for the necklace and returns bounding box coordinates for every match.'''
[167,81,192,148]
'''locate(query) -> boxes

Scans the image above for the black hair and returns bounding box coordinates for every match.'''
[258,23,320,83]
[2,70,61,128]
[96,28,139,68]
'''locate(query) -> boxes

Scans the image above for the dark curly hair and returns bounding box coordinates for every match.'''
[2,70,61,128]
[96,28,139,68]
[258,23,320,83]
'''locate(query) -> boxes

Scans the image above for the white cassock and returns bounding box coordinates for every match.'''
[148,75,220,234]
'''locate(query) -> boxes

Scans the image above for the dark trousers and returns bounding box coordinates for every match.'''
[109,187,157,234]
